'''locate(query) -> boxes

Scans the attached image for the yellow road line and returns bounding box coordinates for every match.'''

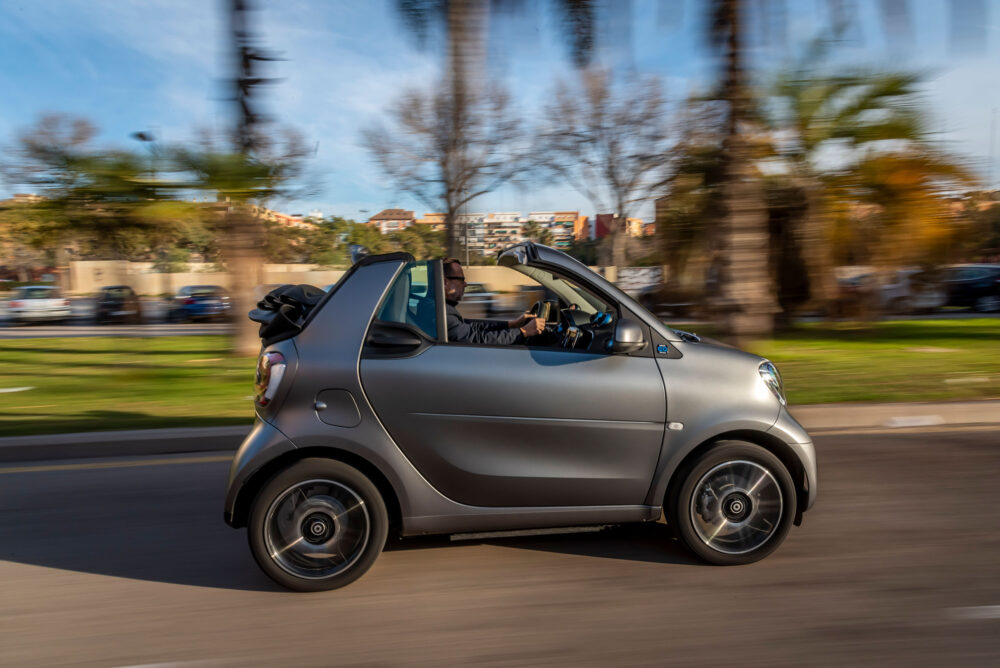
[0,454,232,475]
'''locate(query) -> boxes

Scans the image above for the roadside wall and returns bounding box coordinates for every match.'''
[69,261,346,295]
[68,261,663,295]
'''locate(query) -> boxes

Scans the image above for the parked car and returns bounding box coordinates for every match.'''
[456,281,501,319]
[942,264,1000,312]
[228,242,817,591]
[7,286,71,325]
[167,285,231,323]
[879,269,947,314]
[95,285,143,324]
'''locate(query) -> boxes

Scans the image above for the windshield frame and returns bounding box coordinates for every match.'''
[507,264,612,316]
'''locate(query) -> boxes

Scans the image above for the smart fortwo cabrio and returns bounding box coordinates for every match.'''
[224,242,817,591]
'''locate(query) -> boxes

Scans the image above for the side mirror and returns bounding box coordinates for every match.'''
[609,318,646,354]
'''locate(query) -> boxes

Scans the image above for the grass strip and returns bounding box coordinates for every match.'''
[0,320,998,436]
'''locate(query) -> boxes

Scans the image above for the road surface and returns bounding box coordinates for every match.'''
[0,429,998,666]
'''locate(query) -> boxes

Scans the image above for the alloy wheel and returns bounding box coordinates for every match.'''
[689,459,784,555]
[263,478,370,580]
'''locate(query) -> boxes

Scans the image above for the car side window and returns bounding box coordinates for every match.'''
[377,261,438,339]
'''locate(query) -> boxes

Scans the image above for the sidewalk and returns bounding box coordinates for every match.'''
[790,400,1000,431]
[1,400,998,463]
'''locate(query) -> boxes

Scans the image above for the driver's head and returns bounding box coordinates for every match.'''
[443,258,466,303]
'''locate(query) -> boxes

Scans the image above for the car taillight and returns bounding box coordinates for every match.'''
[184,297,196,305]
[62,299,70,307]
[254,351,286,406]
[9,301,22,308]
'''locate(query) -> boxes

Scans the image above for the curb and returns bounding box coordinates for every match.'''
[789,400,1000,431]
[0,425,250,463]
[1,400,999,464]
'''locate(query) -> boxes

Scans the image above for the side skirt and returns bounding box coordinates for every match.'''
[402,504,662,537]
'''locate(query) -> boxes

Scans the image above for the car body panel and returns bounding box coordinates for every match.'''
[360,344,666,507]
[644,339,783,505]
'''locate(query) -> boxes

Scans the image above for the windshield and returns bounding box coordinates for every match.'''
[188,286,226,297]
[508,264,608,316]
[15,287,58,299]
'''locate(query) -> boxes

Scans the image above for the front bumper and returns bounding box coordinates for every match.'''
[768,406,818,512]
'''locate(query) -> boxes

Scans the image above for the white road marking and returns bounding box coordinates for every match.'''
[883,415,945,428]
[946,605,1000,620]
[0,386,34,393]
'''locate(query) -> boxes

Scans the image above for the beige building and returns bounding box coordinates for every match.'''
[368,209,416,234]
[414,213,446,232]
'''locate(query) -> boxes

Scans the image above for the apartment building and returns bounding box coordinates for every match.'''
[484,212,523,251]
[367,209,416,234]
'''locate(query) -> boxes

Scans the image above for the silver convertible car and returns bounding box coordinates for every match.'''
[225,243,817,591]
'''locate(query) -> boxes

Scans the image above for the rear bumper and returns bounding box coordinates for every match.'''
[9,308,71,320]
[223,419,296,527]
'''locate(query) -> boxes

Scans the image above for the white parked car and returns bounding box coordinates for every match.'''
[7,286,72,324]
[879,269,946,314]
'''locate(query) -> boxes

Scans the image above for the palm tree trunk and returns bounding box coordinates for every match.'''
[800,183,837,315]
[222,206,264,356]
[611,215,627,267]
[715,0,775,346]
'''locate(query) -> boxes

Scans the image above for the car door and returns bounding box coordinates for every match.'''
[359,260,666,508]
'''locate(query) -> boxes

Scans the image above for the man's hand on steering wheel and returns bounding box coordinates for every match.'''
[508,312,533,329]
[519,316,546,338]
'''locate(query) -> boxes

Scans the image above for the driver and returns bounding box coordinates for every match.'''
[443,258,545,344]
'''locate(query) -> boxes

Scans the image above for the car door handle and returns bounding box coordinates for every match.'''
[368,332,422,347]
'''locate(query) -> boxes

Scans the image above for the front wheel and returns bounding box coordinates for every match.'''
[668,442,796,565]
[248,458,388,591]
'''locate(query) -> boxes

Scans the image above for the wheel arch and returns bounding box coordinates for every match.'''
[230,446,403,535]
[662,429,809,527]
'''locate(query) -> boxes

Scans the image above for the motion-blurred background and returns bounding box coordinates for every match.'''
[1,0,998,431]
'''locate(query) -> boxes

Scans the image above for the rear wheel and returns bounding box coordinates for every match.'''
[248,458,388,591]
[668,442,796,565]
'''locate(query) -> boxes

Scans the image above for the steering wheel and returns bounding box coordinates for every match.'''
[528,299,560,325]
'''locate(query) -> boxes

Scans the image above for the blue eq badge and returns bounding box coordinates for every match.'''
[656,344,669,354]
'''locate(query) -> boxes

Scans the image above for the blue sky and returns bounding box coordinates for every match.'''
[2,0,999,222]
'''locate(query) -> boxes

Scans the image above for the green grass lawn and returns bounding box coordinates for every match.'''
[0,336,255,437]
[752,319,1000,405]
[0,320,998,436]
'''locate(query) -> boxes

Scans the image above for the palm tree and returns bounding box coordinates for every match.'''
[770,60,974,311]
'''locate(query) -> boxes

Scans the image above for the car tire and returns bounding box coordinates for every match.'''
[974,295,1000,313]
[668,441,796,566]
[248,458,388,592]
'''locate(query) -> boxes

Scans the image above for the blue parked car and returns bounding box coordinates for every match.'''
[167,285,231,323]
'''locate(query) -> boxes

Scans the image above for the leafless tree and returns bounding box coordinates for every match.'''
[363,80,525,258]
[534,68,674,267]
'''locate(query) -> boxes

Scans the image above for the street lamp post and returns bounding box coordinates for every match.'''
[131,130,169,299]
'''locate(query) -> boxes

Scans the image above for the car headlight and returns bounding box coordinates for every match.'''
[758,360,786,405]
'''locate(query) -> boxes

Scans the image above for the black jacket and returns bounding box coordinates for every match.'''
[446,302,524,345]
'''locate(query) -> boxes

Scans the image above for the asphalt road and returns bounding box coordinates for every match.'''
[1,429,998,667]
